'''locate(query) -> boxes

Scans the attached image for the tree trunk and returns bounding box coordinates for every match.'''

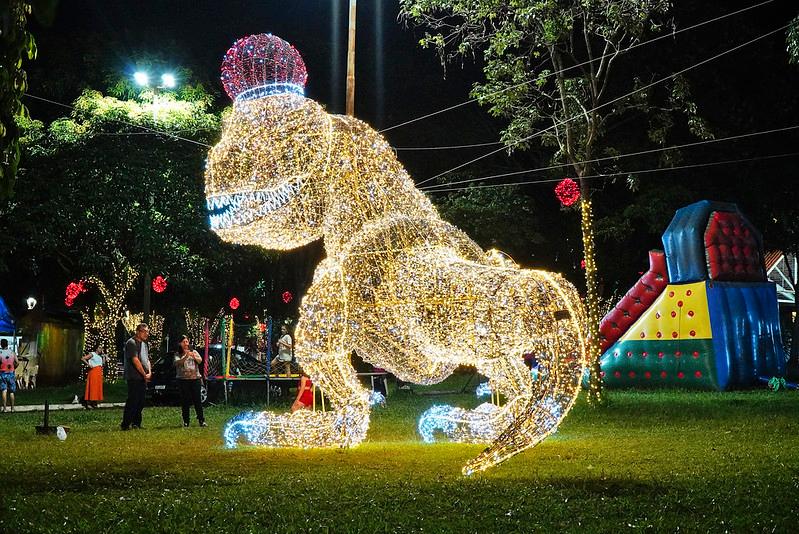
[579,178,604,405]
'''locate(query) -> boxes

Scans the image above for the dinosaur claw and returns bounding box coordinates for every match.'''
[223,407,370,449]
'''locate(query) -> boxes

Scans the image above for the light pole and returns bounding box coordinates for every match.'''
[131,70,178,323]
[346,0,356,116]
[133,70,178,122]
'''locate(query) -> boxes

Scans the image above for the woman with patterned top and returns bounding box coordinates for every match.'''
[174,335,206,427]
[80,344,106,408]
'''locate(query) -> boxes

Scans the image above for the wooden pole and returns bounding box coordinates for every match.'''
[346,0,357,116]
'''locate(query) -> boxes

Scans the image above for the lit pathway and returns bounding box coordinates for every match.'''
[5,402,125,413]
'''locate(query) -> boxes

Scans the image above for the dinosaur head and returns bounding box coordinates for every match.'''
[204,34,330,249]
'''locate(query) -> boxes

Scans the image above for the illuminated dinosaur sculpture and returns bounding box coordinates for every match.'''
[206,34,586,474]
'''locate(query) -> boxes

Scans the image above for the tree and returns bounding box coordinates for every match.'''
[788,14,799,65]
[433,182,546,264]
[400,0,712,404]
[80,261,138,380]
[10,89,218,279]
[1,88,228,321]
[1,87,292,330]
[0,0,57,198]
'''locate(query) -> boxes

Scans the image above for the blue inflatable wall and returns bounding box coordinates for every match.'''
[708,282,786,390]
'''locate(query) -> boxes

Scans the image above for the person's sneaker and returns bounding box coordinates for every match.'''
[131,424,143,430]
[183,422,189,428]
[199,421,207,427]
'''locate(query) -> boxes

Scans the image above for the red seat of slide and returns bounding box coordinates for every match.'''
[599,250,669,351]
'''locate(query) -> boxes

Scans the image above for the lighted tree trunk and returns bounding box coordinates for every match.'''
[579,180,603,405]
[80,264,138,382]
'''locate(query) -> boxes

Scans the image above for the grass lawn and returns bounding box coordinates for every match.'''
[2,383,798,533]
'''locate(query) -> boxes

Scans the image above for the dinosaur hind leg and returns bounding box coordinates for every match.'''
[463,275,585,474]
[417,355,534,452]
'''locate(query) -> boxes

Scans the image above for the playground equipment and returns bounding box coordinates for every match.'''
[599,200,786,390]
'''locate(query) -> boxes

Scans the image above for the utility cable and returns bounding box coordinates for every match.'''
[420,124,799,191]
[423,151,799,194]
[379,0,776,134]
[414,22,790,188]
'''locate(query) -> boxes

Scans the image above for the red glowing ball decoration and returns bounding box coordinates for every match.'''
[64,280,87,307]
[221,34,308,102]
[151,275,168,294]
[282,291,293,304]
[229,297,240,310]
[554,178,580,207]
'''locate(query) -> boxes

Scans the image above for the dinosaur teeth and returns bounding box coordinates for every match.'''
[206,176,305,230]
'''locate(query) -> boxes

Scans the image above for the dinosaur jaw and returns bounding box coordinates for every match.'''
[206,175,303,231]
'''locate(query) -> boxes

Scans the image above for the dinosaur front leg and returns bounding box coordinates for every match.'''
[223,265,372,449]
[222,350,371,449]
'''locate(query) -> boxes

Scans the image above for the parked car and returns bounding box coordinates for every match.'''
[146,345,266,405]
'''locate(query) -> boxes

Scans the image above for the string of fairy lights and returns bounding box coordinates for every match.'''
[79,264,139,381]
[209,33,586,474]
[121,312,165,355]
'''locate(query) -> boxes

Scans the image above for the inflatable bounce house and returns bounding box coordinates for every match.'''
[599,200,786,390]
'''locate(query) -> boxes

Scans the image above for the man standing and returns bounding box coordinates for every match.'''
[121,323,151,430]
[269,324,293,373]
[0,339,19,412]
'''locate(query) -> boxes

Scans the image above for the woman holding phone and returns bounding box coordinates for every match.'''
[174,335,206,427]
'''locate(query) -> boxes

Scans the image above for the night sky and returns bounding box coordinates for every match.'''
[27,0,500,179]
[26,1,799,184]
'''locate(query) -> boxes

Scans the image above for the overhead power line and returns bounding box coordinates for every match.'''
[395,140,503,151]
[422,151,799,194]
[420,124,799,191]
[379,0,777,134]
[414,22,791,188]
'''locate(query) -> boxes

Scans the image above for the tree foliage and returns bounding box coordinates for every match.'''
[1,88,302,321]
[10,89,219,277]
[1,89,231,310]
[400,0,711,177]
[789,14,799,66]
[433,183,545,264]
[0,0,57,198]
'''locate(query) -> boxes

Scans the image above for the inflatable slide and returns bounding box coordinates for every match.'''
[598,200,785,390]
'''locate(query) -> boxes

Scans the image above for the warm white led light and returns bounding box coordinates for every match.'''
[208,90,587,474]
